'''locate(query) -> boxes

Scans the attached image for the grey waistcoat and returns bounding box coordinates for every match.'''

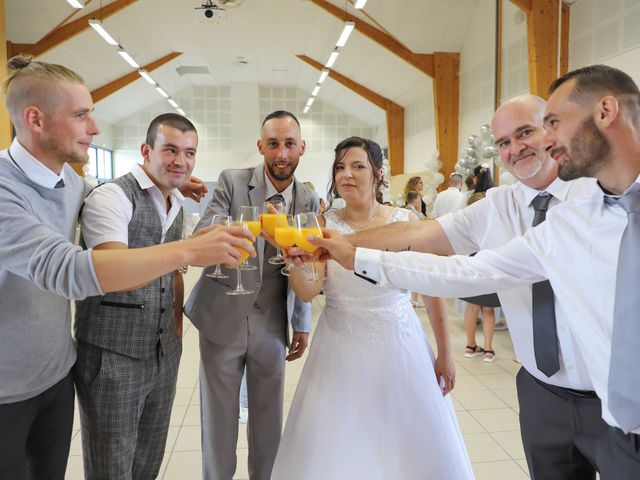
[74,173,183,359]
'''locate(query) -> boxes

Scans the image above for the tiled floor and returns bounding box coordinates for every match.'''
[65,268,530,479]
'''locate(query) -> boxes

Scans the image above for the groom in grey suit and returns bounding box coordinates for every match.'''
[185,110,319,480]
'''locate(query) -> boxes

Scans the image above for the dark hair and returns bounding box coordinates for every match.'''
[145,113,197,147]
[472,165,493,193]
[327,136,388,206]
[405,191,421,203]
[549,64,640,106]
[464,175,475,190]
[261,110,300,128]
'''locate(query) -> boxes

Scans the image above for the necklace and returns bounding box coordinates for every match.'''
[342,204,380,231]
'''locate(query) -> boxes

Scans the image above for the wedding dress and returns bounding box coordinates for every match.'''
[271,208,475,480]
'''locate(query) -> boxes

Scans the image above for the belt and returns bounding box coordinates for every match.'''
[529,371,598,398]
[613,427,640,450]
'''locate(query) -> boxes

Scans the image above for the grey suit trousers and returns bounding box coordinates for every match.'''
[74,338,181,480]
[517,367,606,480]
[199,304,286,480]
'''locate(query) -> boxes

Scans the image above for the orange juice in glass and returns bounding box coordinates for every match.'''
[295,212,323,282]
[246,220,262,238]
[274,226,297,249]
[260,213,287,237]
[296,228,322,253]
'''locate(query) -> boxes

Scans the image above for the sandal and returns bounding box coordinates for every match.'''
[483,349,496,363]
[464,344,485,358]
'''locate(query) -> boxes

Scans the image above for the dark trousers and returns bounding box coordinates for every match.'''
[0,371,74,480]
[596,427,640,480]
[517,367,607,480]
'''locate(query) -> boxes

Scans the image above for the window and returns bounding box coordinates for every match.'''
[86,145,114,182]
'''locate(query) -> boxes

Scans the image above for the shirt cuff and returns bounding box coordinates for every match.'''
[353,248,383,285]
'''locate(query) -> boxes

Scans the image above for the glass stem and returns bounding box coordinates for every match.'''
[236,267,244,291]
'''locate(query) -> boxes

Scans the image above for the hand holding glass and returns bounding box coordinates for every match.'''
[206,214,232,279]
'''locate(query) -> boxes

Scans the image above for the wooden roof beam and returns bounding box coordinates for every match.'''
[7,0,138,58]
[510,0,561,98]
[91,51,182,103]
[310,0,434,77]
[297,54,405,175]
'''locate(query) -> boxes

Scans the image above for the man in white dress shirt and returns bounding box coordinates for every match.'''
[431,172,465,218]
[314,65,640,479]
[309,94,605,479]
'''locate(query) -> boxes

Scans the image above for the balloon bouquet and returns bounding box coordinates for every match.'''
[454,124,500,180]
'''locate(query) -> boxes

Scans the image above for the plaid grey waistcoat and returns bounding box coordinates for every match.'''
[75,173,183,359]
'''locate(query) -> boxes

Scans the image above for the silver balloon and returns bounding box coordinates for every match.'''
[465,147,476,158]
[482,145,498,159]
[473,136,482,148]
[480,124,491,140]
[467,134,478,146]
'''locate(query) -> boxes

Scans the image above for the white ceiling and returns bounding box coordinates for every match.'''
[5,0,479,126]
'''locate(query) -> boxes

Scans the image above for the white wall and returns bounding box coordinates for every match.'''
[458,0,498,159]
[111,84,376,200]
[570,0,640,83]
[404,83,437,174]
[500,0,529,102]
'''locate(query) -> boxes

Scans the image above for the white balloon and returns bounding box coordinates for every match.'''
[434,172,445,186]
[431,150,440,161]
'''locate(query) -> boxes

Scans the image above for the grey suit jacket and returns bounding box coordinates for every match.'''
[184,166,320,345]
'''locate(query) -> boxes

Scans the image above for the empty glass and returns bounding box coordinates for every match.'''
[206,214,231,279]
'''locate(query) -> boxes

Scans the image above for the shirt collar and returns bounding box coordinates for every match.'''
[264,169,294,208]
[519,176,572,207]
[8,137,66,189]
[131,163,185,202]
[598,174,640,197]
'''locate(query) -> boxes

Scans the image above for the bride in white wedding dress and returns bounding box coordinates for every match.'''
[270,137,474,480]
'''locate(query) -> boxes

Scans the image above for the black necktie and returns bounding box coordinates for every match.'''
[54,179,65,189]
[267,193,284,205]
[531,192,560,377]
[605,188,640,432]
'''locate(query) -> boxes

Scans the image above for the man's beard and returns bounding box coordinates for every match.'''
[266,161,298,181]
[43,135,88,165]
[555,116,610,181]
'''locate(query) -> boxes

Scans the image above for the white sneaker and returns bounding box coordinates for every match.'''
[238,406,248,424]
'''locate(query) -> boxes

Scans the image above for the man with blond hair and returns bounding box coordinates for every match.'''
[0,55,254,479]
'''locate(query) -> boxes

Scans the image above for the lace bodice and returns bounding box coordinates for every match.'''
[321,208,413,327]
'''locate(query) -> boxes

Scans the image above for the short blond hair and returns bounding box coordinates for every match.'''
[3,55,85,130]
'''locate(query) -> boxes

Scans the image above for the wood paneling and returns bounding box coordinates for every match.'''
[433,52,460,188]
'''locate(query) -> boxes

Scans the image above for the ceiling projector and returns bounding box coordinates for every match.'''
[194,0,226,23]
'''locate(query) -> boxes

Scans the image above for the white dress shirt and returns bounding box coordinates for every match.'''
[436,177,598,390]
[8,138,65,189]
[431,187,465,218]
[355,175,640,433]
[81,164,184,247]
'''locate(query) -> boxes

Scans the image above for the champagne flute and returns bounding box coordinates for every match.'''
[295,212,323,282]
[261,199,288,265]
[238,206,260,271]
[226,216,255,296]
[206,214,231,279]
[273,215,296,276]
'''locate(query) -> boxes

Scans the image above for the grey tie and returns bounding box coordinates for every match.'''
[54,179,65,189]
[531,192,560,377]
[267,193,284,205]
[265,193,285,255]
[606,188,640,432]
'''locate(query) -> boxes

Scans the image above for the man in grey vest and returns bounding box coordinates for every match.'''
[75,113,199,478]
[185,110,319,480]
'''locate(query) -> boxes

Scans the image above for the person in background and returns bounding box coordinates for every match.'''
[431,173,465,218]
[462,165,498,362]
[74,113,199,478]
[405,190,426,220]
[0,55,253,480]
[403,175,427,216]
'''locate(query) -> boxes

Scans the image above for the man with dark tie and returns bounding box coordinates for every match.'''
[315,65,640,479]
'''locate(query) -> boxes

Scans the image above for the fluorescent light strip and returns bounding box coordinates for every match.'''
[318,69,329,84]
[325,50,339,69]
[138,69,156,85]
[354,0,368,8]
[155,86,169,98]
[88,19,118,46]
[118,49,139,69]
[305,97,315,108]
[311,85,320,97]
[336,21,355,48]
[66,0,84,8]
[168,99,179,108]
[177,108,186,116]
[303,105,311,114]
